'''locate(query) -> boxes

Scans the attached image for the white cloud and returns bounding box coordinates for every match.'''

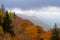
[8,6,60,28]
[8,6,60,18]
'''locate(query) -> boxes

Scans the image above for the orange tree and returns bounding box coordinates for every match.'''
[23,25,38,40]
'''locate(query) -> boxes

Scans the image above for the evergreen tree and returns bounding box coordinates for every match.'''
[14,12,16,19]
[2,11,15,36]
[51,23,60,40]
[0,16,2,26]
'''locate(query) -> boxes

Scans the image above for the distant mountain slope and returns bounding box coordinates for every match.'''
[17,14,50,31]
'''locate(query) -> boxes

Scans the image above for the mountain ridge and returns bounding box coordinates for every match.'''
[16,14,50,31]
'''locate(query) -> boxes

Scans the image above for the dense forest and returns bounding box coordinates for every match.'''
[0,4,60,40]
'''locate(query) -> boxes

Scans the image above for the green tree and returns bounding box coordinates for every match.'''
[51,23,60,40]
[2,11,15,37]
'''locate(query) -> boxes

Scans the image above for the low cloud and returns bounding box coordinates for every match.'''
[8,6,60,18]
[8,6,60,28]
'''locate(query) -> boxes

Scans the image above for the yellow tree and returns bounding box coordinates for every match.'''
[9,12,16,20]
[0,26,4,36]
[0,9,5,19]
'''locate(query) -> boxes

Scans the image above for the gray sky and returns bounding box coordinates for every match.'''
[0,0,60,9]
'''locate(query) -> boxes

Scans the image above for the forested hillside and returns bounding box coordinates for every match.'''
[0,5,60,40]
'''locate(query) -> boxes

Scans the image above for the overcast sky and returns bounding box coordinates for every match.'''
[0,0,60,28]
[0,0,60,9]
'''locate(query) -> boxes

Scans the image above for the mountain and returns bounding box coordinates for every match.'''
[17,14,50,31]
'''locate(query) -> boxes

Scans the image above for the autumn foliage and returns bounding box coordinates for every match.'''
[0,5,60,40]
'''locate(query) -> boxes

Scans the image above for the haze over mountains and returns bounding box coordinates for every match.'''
[16,14,50,31]
[7,7,60,30]
[17,14,60,31]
